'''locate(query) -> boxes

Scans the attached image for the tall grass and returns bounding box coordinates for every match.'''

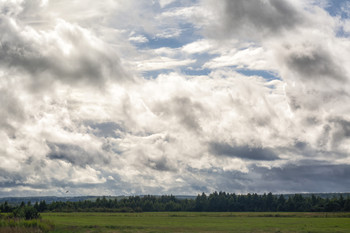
[0,217,54,233]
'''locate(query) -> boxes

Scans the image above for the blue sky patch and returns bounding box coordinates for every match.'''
[324,0,349,18]
[182,68,211,76]
[236,69,280,81]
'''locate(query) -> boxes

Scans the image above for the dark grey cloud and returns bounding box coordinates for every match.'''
[47,142,110,167]
[286,47,347,82]
[0,164,53,194]
[251,163,350,193]
[0,165,117,197]
[288,141,323,158]
[0,87,25,137]
[328,117,350,148]
[145,156,177,172]
[49,178,104,190]
[86,121,123,138]
[210,142,280,161]
[0,168,25,188]
[153,96,204,132]
[0,0,43,18]
[185,162,350,194]
[274,139,348,161]
[205,0,304,39]
[172,97,203,132]
[185,166,249,193]
[291,117,350,153]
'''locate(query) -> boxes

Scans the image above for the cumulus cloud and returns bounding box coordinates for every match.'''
[0,87,25,137]
[0,0,350,197]
[0,17,130,89]
[47,142,110,167]
[285,46,345,82]
[202,0,305,40]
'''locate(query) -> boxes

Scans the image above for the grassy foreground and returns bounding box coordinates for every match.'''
[0,218,54,233]
[41,212,350,233]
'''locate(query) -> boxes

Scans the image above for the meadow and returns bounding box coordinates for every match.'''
[41,212,350,233]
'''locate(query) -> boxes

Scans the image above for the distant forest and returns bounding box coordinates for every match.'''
[1,192,350,214]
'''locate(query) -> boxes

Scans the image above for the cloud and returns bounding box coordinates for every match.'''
[0,17,130,90]
[203,46,275,71]
[1,0,350,197]
[203,0,305,40]
[251,162,350,193]
[47,142,110,167]
[158,0,176,8]
[129,35,149,44]
[152,96,204,133]
[133,57,195,71]
[0,87,25,137]
[182,39,213,54]
[280,43,347,83]
[143,155,177,172]
[327,117,350,149]
[1,67,349,196]
[86,122,122,138]
[210,142,280,161]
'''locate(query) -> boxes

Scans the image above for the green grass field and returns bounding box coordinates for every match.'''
[41,212,350,233]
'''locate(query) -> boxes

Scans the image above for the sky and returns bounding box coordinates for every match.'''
[1,0,350,197]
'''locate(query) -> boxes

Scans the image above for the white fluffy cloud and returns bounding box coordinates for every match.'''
[1,0,350,196]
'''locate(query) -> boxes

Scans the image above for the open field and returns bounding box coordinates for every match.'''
[41,212,350,233]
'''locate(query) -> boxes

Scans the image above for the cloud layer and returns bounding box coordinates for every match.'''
[0,0,350,197]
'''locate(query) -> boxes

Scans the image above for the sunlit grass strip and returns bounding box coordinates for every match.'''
[42,212,350,233]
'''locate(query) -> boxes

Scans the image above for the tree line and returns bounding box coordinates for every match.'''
[1,192,350,213]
